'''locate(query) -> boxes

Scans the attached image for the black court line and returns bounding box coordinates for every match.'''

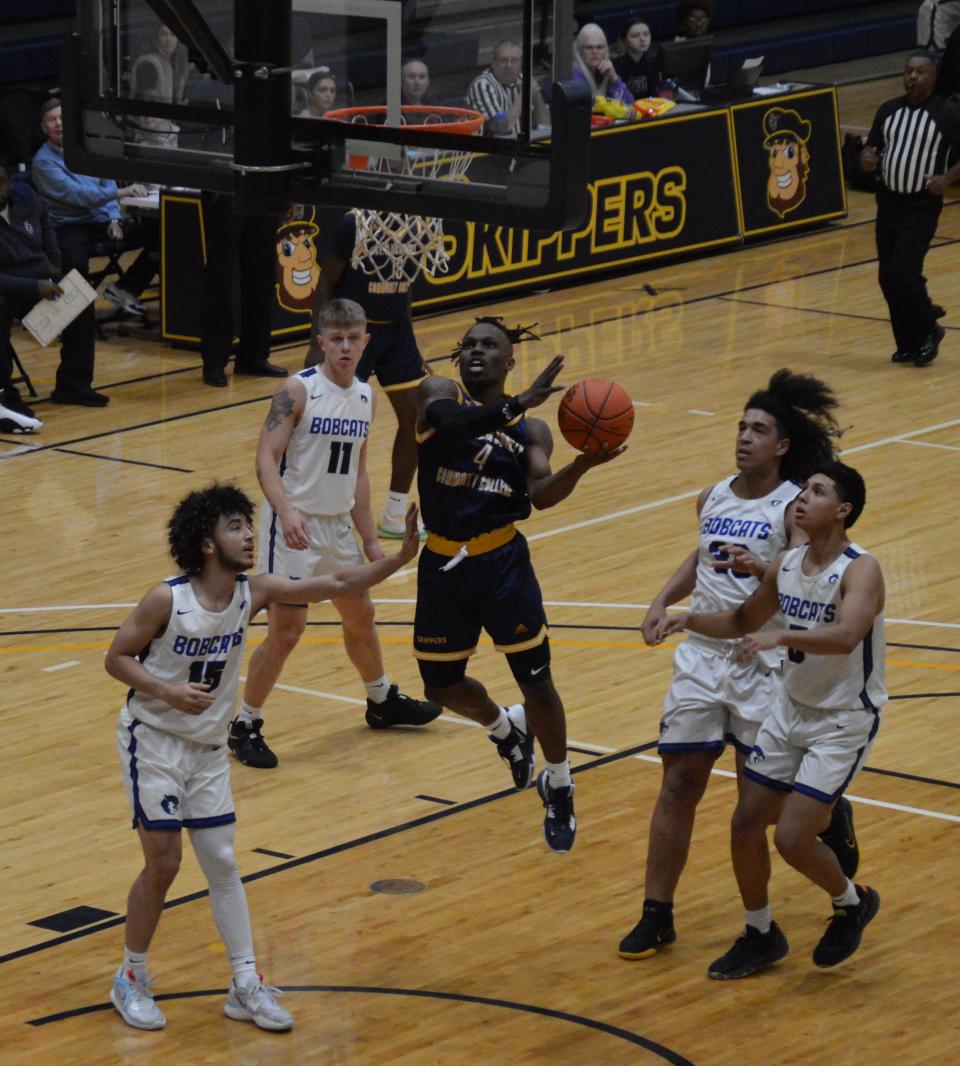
[415,794,457,806]
[719,293,960,331]
[888,692,960,700]
[26,986,695,1063]
[888,641,960,654]
[252,847,295,859]
[862,765,960,790]
[0,740,658,969]
[52,447,193,473]
[0,393,269,460]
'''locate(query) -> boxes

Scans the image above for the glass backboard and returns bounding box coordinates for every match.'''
[62,0,591,228]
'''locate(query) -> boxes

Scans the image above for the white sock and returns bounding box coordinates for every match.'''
[832,879,860,908]
[230,954,259,985]
[487,708,512,740]
[365,675,391,704]
[745,905,772,934]
[386,491,408,516]
[545,759,572,789]
[237,700,262,725]
[123,947,149,975]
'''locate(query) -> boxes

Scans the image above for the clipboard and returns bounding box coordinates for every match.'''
[21,269,98,347]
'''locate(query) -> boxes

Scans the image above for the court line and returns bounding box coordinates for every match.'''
[892,439,960,453]
[25,986,695,1063]
[52,446,193,473]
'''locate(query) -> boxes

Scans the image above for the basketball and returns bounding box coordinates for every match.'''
[557,379,635,455]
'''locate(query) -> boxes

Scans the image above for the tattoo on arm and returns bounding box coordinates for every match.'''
[265,388,295,431]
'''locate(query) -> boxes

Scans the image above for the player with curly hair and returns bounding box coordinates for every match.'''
[105,483,421,1033]
[413,317,624,852]
[617,368,856,961]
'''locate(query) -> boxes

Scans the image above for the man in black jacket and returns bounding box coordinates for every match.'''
[0,166,65,432]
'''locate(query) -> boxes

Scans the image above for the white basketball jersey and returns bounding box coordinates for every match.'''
[689,475,798,665]
[776,543,886,710]
[280,367,372,515]
[125,575,250,744]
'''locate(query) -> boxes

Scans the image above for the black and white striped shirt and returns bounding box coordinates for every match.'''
[868,94,955,194]
[466,69,523,136]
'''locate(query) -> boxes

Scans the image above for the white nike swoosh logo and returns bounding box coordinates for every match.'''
[530,664,547,676]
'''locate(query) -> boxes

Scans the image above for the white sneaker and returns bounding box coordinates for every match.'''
[376,510,426,540]
[110,965,166,1030]
[0,402,42,433]
[104,283,147,317]
[224,974,293,1032]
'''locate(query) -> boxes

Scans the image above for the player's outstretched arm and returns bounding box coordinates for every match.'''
[250,505,421,615]
[660,553,784,643]
[525,418,624,510]
[105,584,216,715]
[740,554,884,661]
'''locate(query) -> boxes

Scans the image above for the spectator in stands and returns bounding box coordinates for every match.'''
[937,20,960,95]
[917,0,960,55]
[572,24,634,105]
[675,1,713,40]
[0,164,55,432]
[131,21,190,148]
[401,59,434,107]
[612,19,661,100]
[296,69,337,118]
[466,40,548,137]
[32,99,157,406]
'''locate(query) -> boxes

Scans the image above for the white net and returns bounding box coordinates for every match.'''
[339,107,482,284]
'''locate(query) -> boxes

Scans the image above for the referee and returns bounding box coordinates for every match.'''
[861,51,960,366]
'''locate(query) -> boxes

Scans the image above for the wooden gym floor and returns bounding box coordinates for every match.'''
[2,75,959,1064]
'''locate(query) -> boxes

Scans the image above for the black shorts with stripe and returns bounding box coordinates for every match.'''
[414,533,548,667]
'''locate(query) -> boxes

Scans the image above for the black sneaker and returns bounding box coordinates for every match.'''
[890,348,915,363]
[914,325,945,367]
[812,885,880,968]
[536,769,576,853]
[365,684,442,729]
[488,705,535,789]
[707,922,789,980]
[228,717,278,769]
[819,795,859,878]
[618,904,677,960]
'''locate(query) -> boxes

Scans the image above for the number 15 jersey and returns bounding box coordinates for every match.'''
[123,575,250,744]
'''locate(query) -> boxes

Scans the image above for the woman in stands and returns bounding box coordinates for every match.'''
[675,1,713,41]
[573,23,634,105]
[612,19,662,99]
[131,22,190,148]
[297,69,337,119]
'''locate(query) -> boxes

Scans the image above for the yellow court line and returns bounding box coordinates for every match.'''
[5,641,960,672]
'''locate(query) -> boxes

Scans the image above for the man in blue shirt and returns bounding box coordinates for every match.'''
[32,98,156,405]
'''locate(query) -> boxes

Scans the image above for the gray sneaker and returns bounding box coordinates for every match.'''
[224,975,293,1032]
[110,965,166,1030]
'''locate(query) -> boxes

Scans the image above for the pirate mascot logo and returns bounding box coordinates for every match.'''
[763,107,812,219]
[275,205,321,312]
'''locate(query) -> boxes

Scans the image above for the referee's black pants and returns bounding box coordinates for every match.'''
[875,187,942,353]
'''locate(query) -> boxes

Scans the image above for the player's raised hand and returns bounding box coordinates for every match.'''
[397,504,422,565]
[165,682,216,715]
[736,630,781,663]
[654,611,689,644]
[517,355,565,410]
[714,543,766,579]
[577,441,628,467]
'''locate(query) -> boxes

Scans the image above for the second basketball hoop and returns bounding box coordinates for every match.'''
[323,104,483,283]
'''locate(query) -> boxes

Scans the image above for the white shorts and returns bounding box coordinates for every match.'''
[116,708,235,831]
[743,691,882,804]
[659,639,782,756]
[257,504,363,590]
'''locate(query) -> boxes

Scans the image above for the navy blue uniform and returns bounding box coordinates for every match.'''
[414,391,549,681]
[327,212,425,390]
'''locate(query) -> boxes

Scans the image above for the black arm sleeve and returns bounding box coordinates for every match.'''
[425,396,524,439]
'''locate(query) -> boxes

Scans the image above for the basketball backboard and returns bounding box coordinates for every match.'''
[62,0,591,228]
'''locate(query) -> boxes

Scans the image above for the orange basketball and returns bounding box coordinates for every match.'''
[557,378,634,455]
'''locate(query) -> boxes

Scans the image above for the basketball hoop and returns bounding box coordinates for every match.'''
[323,104,483,284]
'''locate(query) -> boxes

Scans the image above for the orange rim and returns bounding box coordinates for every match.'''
[324,104,484,136]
